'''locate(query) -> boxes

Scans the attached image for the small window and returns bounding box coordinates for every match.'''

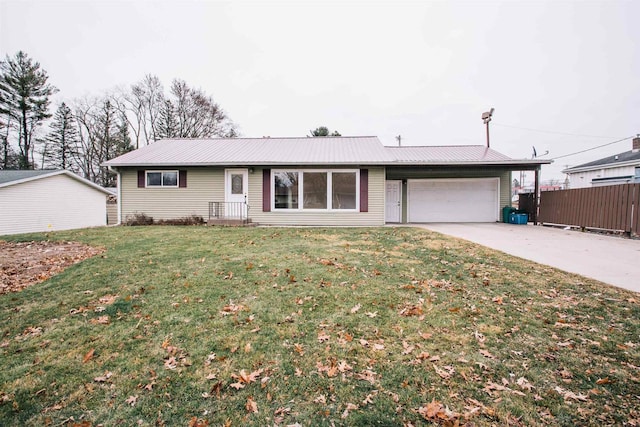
[146,171,178,187]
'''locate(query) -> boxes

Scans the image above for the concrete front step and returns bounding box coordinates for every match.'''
[207,219,256,227]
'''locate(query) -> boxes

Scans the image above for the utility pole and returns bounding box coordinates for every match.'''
[481,108,494,148]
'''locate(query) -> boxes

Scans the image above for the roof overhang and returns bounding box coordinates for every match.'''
[0,170,112,195]
[563,158,640,174]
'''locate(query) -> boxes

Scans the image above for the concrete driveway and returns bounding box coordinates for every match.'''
[416,223,640,293]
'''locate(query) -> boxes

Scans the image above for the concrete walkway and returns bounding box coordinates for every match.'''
[416,223,640,293]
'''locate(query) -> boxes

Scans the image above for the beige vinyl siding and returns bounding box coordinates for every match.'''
[119,168,223,222]
[386,167,511,222]
[0,174,107,236]
[248,167,385,226]
[106,201,117,225]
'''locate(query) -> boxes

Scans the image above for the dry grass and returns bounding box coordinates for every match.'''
[0,226,638,426]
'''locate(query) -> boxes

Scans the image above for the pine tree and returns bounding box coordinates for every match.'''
[45,103,79,170]
[0,51,57,169]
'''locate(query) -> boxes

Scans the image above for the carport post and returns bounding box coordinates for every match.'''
[534,167,540,225]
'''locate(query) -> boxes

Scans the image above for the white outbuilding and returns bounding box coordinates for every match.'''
[0,170,111,236]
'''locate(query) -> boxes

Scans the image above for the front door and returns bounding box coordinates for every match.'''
[225,169,248,219]
[385,180,402,223]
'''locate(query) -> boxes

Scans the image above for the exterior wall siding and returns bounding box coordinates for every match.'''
[0,174,107,236]
[120,167,385,225]
[386,167,511,222]
[248,167,385,226]
[568,165,636,189]
[119,168,223,222]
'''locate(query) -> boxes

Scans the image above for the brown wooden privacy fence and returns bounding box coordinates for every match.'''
[538,184,640,236]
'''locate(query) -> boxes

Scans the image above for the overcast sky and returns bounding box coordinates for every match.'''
[2,0,639,182]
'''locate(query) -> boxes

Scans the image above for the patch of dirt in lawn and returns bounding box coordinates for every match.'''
[0,241,104,294]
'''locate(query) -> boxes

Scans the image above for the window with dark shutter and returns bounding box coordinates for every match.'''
[179,170,187,188]
[359,169,368,212]
[138,170,145,188]
[263,169,271,212]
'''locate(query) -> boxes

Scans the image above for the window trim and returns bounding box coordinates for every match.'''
[145,170,179,188]
[271,169,360,212]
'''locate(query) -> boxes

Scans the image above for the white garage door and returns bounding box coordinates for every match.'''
[408,178,499,222]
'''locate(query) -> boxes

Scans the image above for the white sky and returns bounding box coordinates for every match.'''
[1,0,639,182]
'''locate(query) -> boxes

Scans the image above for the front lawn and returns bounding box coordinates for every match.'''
[1,226,638,426]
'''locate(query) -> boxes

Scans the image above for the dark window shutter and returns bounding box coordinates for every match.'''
[263,169,271,212]
[179,170,187,188]
[138,170,145,188]
[360,169,368,212]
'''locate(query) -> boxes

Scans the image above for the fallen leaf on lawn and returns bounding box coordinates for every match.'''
[164,357,178,370]
[90,316,110,325]
[420,332,433,340]
[93,371,113,382]
[350,304,362,314]
[83,348,95,363]
[231,368,264,387]
[125,395,138,406]
[516,377,535,391]
[402,341,415,355]
[356,369,377,384]
[317,331,330,342]
[98,294,118,305]
[479,349,497,359]
[246,396,258,413]
[373,343,385,351]
[554,386,589,401]
[596,377,613,385]
[365,311,378,318]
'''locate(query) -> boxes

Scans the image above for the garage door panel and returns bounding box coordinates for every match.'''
[408,178,499,223]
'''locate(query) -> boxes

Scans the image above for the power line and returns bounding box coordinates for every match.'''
[551,135,634,161]
[493,123,620,139]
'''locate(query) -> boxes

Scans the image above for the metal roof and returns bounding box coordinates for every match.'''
[563,149,640,173]
[387,145,512,163]
[0,170,55,185]
[0,169,112,194]
[104,137,551,168]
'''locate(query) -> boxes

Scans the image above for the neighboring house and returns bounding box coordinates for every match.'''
[0,170,111,236]
[563,136,640,189]
[104,136,548,226]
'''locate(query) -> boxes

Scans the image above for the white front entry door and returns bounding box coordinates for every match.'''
[225,169,248,218]
[385,180,402,223]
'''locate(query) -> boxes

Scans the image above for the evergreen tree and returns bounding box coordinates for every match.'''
[45,103,79,170]
[0,51,57,169]
[310,126,341,137]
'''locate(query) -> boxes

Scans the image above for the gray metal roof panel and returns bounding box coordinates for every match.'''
[565,150,640,171]
[104,137,391,166]
[104,137,550,167]
[386,145,513,162]
[0,170,56,185]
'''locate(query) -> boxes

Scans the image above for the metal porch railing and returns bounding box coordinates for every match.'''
[208,201,250,223]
